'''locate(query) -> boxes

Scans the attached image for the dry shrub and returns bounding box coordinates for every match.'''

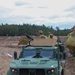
[18,36,30,45]
[66,36,75,47]
[66,35,75,53]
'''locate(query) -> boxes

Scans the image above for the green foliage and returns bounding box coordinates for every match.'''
[0,24,70,36]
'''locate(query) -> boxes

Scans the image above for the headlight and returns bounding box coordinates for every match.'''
[47,68,55,74]
[51,69,55,72]
[11,68,18,74]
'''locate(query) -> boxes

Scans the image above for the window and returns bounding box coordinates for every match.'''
[21,49,54,58]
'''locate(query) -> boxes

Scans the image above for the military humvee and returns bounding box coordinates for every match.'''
[7,45,66,75]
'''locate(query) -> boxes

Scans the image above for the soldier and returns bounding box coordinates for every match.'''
[48,32,54,39]
[33,52,42,58]
[66,26,75,57]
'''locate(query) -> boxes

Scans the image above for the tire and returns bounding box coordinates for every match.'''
[61,69,64,75]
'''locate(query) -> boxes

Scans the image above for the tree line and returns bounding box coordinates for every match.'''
[0,23,70,36]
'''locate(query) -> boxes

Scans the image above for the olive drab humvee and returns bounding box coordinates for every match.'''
[7,45,66,75]
[7,34,66,75]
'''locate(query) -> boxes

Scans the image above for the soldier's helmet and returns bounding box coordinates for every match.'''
[38,30,43,35]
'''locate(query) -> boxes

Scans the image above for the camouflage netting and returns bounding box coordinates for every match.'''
[40,35,47,39]
[18,36,30,45]
[38,30,43,34]
[66,33,75,56]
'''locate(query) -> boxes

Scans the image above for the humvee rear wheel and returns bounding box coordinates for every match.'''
[61,69,64,75]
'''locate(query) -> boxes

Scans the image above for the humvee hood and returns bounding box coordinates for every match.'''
[10,57,58,69]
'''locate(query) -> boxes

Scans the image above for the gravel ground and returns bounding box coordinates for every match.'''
[0,46,21,75]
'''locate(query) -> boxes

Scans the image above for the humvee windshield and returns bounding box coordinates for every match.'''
[20,48,54,58]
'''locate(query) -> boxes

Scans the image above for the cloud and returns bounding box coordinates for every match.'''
[26,6,34,8]
[15,1,31,6]
[56,22,75,29]
[0,6,12,18]
[48,15,60,19]
[0,6,11,12]
[0,0,75,29]
[44,21,75,29]
[0,15,75,29]
[23,16,34,19]
[41,15,60,19]
[65,6,75,12]
[0,16,34,24]
[65,14,75,18]
[38,6,48,9]
[40,15,61,24]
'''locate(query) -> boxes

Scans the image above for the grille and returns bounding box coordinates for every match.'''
[19,69,45,75]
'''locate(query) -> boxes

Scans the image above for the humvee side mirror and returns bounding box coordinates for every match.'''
[60,53,62,59]
[56,53,62,59]
[63,52,67,60]
[59,45,65,52]
[14,51,17,59]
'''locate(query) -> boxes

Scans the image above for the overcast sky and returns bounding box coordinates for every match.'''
[0,0,75,29]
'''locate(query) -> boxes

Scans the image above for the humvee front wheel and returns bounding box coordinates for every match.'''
[61,69,64,75]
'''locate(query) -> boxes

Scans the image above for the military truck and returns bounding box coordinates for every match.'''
[7,45,66,75]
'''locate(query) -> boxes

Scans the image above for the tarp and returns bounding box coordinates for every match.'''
[18,35,57,46]
[31,36,57,46]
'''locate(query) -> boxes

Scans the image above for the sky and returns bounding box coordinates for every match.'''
[0,0,75,29]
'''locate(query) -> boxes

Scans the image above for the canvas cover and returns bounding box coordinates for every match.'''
[31,36,57,46]
[18,35,57,46]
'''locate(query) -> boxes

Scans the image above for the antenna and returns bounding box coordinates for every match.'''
[56,27,60,75]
